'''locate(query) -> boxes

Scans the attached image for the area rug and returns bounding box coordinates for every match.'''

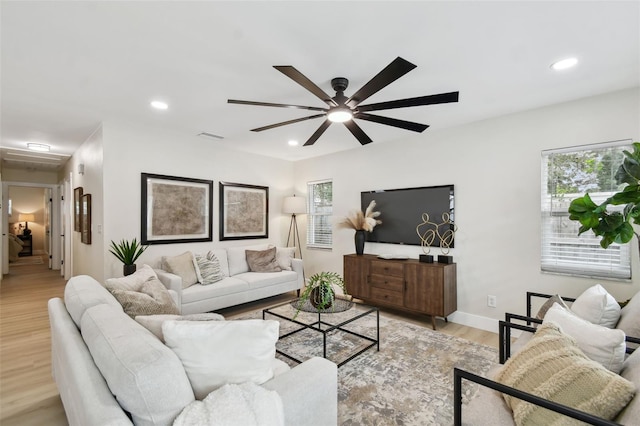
[236,307,498,425]
[9,257,43,266]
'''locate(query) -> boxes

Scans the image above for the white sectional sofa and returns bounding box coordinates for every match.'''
[49,275,337,426]
[156,244,304,315]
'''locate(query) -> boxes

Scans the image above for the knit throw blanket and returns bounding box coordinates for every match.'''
[173,382,284,426]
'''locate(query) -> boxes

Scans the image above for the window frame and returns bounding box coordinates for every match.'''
[541,140,633,281]
[306,179,333,249]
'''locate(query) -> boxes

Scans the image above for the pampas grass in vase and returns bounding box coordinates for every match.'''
[338,201,381,255]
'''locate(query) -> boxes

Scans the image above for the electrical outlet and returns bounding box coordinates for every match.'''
[487,295,497,308]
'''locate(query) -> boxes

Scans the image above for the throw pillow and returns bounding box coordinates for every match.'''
[163,252,198,288]
[104,264,157,292]
[163,319,279,400]
[535,294,569,321]
[543,303,626,373]
[246,247,282,273]
[616,290,640,341]
[571,284,621,328]
[194,252,225,285]
[135,313,225,342]
[111,276,180,317]
[495,322,636,425]
[273,246,295,271]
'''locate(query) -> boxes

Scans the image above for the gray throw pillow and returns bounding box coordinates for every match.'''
[536,294,569,321]
[246,247,282,273]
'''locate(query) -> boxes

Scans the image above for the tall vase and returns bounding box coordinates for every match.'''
[123,264,136,276]
[354,230,366,255]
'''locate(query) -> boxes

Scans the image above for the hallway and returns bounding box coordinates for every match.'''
[0,256,67,425]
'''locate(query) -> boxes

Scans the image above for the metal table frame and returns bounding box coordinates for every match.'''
[263,299,379,367]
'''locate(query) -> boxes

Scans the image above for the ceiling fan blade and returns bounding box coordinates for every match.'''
[251,114,326,132]
[303,120,332,146]
[274,66,337,107]
[343,121,373,145]
[346,57,417,107]
[228,99,327,112]
[355,113,429,133]
[357,91,459,112]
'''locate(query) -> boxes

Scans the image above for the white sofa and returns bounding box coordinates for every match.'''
[49,275,337,426]
[156,245,304,315]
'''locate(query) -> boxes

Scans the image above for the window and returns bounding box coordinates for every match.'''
[307,179,333,248]
[541,140,632,279]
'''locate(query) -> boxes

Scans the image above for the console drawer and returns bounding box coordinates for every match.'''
[370,260,404,277]
[369,274,404,292]
[370,287,403,307]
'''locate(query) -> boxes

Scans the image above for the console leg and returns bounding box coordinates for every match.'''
[431,316,436,330]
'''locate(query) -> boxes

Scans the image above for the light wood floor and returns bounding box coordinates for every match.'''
[0,257,498,425]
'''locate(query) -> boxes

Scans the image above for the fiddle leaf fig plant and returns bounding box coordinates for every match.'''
[569,142,640,249]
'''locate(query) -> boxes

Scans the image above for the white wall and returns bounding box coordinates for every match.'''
[62,125,105,279]
[101,121,295,280]
[294,88,640,331]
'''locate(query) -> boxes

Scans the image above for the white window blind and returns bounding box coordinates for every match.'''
[307,179,332,248]
[541,140,632,280]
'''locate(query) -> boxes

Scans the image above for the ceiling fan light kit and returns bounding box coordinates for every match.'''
[228,56,459,146]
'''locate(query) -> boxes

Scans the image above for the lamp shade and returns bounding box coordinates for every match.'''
[18,213,35,222]
[282,196,306,214]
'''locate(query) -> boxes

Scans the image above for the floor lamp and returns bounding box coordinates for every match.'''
[283,195,306,259]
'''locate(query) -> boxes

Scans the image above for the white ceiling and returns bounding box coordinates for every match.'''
[1,1,639,169]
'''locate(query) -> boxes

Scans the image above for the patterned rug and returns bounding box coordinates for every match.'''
[237,307,498,425]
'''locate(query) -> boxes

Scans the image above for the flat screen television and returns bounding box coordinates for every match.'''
[361,184,455,247]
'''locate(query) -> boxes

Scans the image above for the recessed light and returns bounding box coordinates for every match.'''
[150,100,169,110]
[27,143,50,152]
[550,57,578,71]
[288,140,299,146]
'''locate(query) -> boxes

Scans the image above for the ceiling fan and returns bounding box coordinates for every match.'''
[228,57,459,146]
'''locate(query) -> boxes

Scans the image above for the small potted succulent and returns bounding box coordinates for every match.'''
[109,238,148,276]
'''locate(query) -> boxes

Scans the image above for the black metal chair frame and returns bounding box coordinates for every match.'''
[454,291,638,426]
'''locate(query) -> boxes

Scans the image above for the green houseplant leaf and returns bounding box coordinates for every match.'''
[109,238,147,265]
[568,142,640,252]
[294,271,348,319]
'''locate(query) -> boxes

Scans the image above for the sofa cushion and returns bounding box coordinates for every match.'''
[194,252,225,285]
[110,276,180,318]
[163,319,279,400]
[571,284,621,328]
[227,244,269,276]
[81,304,195,426]
[274,246,295,271]
[246,247,282,273]
[617,291,640,340]
[181,277,250,304]
[543,303,626,373]
[135,313,224,342]
[495,322,636,425]
[163,252,198,288]
[64,275,123,328]
[617,346,640,423]
[235,270,298,290]
[208,249,230,277]
[105,264,157,292]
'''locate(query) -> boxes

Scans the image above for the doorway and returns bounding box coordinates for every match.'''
[2,182,62,276]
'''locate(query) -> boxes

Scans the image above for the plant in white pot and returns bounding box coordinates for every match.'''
[109,238,148,276]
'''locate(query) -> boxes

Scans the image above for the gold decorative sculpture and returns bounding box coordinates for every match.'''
[415,212,458,261]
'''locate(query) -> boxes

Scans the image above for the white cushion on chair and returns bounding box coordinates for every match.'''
[571,284,621,328]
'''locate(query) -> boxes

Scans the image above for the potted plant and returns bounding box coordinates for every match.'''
[569,142,640,252]
[295,272,349,318]
[109,238,148,276]
[337,200,382,255]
